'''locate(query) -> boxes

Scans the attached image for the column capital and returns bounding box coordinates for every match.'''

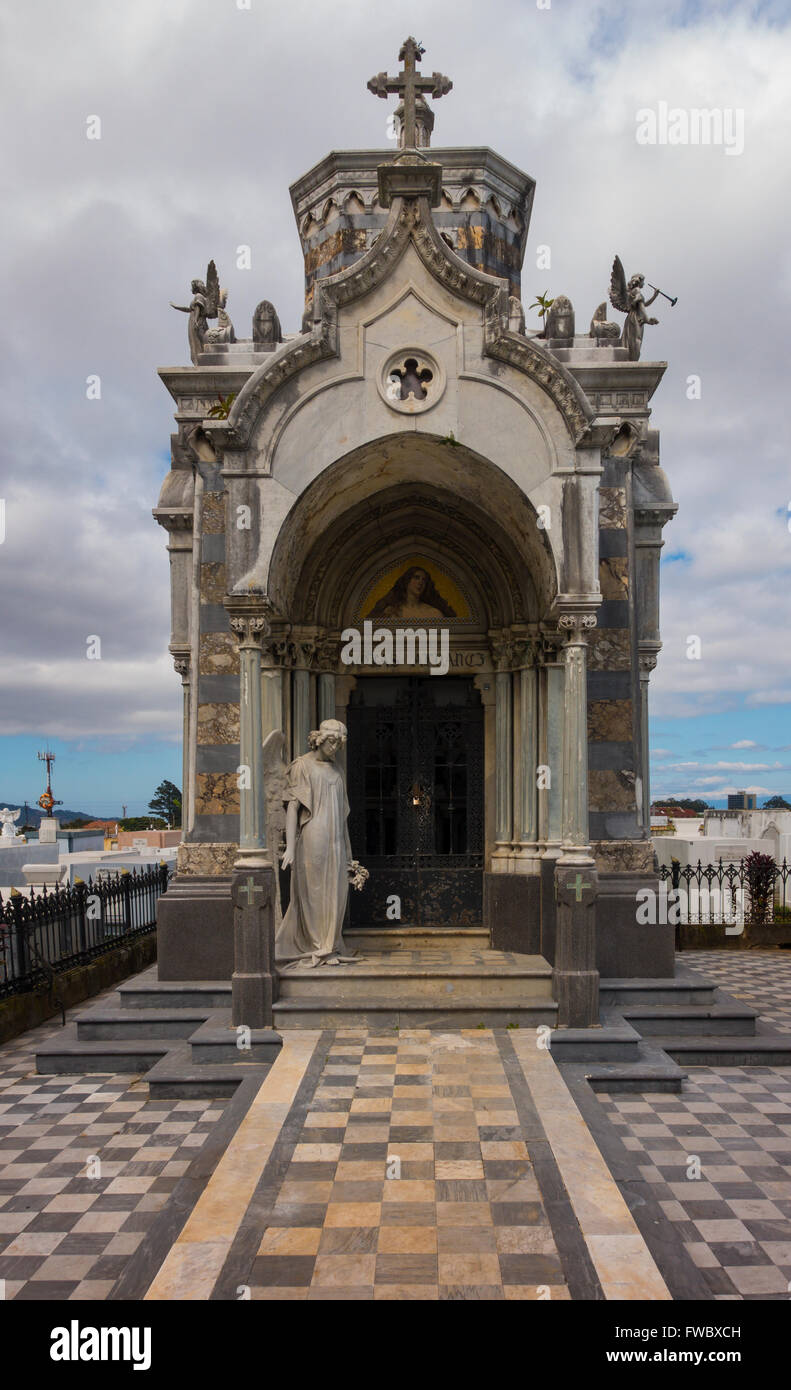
[169,644,191,682]
[639,641,661,677]
[225,594,273,649]
[557,612,597,644]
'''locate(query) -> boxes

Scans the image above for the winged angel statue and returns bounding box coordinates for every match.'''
[170,260,220,364]
[608,255,660,361]
[263,724,368,969]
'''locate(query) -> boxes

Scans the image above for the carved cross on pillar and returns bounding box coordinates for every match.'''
[367,37,452,150]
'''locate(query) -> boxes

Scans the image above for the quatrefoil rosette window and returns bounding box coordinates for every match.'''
[378,348,445,414]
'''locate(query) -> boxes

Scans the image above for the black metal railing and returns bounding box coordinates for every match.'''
[0,864,169,997]
[658,857,791,927]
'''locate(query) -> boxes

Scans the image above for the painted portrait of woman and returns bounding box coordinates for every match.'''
[367,565,457,621]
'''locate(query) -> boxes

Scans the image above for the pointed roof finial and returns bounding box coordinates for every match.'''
[367,37,452,150]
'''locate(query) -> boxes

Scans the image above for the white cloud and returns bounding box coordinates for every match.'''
[1,0,789,741]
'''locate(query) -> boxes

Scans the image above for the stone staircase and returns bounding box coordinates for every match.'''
[34,927,556,1095]
[552,971,791,1092]
[34,929,791,1097]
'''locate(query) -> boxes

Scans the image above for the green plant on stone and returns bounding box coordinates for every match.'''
[207,392,237,420]
[529,290,554,323]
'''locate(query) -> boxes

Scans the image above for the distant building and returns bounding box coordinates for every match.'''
[728,791,757,810]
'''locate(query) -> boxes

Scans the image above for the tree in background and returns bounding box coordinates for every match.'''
[119,816,167,832]
[147,781,182,829]
[763,796,791,811]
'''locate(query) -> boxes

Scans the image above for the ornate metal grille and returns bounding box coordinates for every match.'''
[348,677,483,926]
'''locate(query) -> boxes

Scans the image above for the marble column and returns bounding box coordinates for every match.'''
[558,613,597,863]
[228,605,269,868]
[553,611,598,1027]
[517,661,539,861]
[638,649,658,830]
[227,599,277,1032]
[292,668,311,757]
[494,665,513,859]
[318,672,336,724]
[545,661,565,850]
[172,650,191,835]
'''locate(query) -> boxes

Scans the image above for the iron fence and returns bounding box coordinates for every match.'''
[658,857,791,927]
[0,865,169,998]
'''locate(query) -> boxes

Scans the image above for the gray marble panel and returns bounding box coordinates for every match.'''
[190,814,240,843]
[196,744,241,773]
[598,529,628,558]
[587,742,635,771]
[200,604,232,634]
[198,675,240,703]
[587,671,632,700]
[200,533,226,564]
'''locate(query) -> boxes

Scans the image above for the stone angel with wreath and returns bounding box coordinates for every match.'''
[170,259,220,364]
[609,255,659,362]
[263,721,368,968]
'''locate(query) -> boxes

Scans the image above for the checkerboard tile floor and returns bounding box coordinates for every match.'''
[241,1029,570,1301]
[596,951,791,1301]
[0,1008,225,1301]
[684,948,791,1033]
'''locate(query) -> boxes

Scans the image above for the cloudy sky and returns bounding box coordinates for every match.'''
[1,0,789,815]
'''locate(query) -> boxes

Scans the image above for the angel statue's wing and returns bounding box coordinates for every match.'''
[262,729,289,923]
[205,260,220,319]
[608,256,629,314]
[11,808,20,823]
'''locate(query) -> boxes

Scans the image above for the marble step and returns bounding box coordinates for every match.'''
[599,974,717,1007]
[346,927,489,950]
[271,996,558,1030]
[76,1007,211,1040]
[566,1043,688,1094]
[277,958,553,1003]
[547,1019,641,1064]
[620,1002,757,1037]
[118,980,231,1010]
[36,1029,168,1074]
[145,1043,273,1099]
[648,1032,791,1066]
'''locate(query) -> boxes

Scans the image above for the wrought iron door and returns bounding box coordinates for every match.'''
[347,677,484,926]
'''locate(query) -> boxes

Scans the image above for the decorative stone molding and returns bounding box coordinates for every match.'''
[177,843,239,876]
[557,612,597,642]
[214,193,593,458]
[378,347,445,414]
[592,839,655,875]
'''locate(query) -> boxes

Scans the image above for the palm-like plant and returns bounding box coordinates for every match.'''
[207,392,237,420]
[529,291,555,322]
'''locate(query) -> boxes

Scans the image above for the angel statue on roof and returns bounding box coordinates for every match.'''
[609,255,659,362]
[263,721,368,970]
[170,260,220,364]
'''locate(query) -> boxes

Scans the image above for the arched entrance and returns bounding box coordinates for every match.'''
[265,436,558,935]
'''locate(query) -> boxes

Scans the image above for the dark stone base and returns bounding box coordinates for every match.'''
[540,856,558,964]
[157,875,233,981]
[596,873,674,978]
[484,872,541,953]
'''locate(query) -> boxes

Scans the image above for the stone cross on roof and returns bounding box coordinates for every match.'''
[367,37,452,150]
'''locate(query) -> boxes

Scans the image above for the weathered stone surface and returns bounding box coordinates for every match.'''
[599,487,627,529]
[197,701,241,745]
[593,839,654,874]
[201,493,226,534]
[599,556,629,600]
[589,768,637,813]
[194,772,240,815]
[177,842,239,876]
[588,629,632,670]
[588,698,633,742]
[199,631,239,676]
[200,562,226,605]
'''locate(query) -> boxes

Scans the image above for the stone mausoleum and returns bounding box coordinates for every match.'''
[154,41,677,1028]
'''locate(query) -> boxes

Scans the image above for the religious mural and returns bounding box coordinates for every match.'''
[360,559,472,624]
